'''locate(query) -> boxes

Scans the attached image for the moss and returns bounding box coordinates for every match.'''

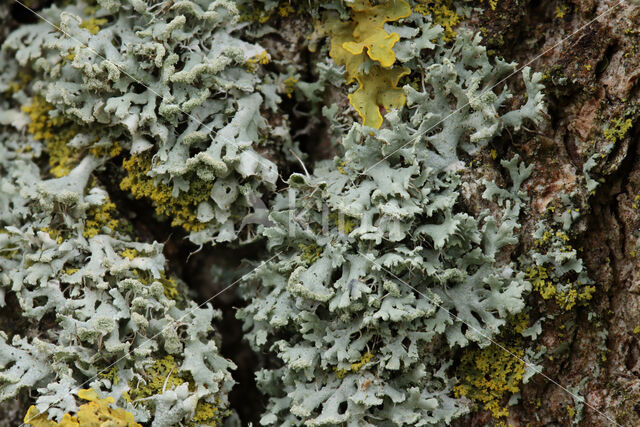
[22,96,79,177]
[454,315,528,420]
[414,0,461,42]
[24,388,140,427]
[120,154,213,232]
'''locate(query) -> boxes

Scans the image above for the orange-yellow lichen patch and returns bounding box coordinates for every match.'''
[349,65,410,128]
[320,0,411,128]
[24,389,140,427]
[342,0,411,67]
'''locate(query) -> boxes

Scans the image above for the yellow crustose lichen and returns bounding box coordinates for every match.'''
[414,0,461,42]
[603,116,634,143]
[454,315,528,420]
[124,356,223,426]
[83,201,120,238]
[334,351,375,378]
[22,96,79,177]
[120,154,214,232]
[24,388,140,427]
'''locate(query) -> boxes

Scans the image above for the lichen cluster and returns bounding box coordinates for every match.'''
[0,0,604,426]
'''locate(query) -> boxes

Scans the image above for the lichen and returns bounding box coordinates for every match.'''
[320,0,411,128]
[24,389,140,427]
[83,200,120,238]
[603,116,634,143]
[334,351,374,378]
[124,356,186,403]
[22,96,79,177]
[454,315,529,420]
[414,0,461,42]
[120,154,213,232]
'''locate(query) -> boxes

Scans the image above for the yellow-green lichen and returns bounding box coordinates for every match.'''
[40,226,71,244]
[298,243,323,265]
[329,211,356,234]
[79,17,108,35]
[97,366,120,386]
[454,315,528,420]
[24,388,140,427]
[283,76,298,98]
[22,96,79,177]
[334,351,374,378]
[246,51,270,72]
[120,154,213,232]
[414,0,461,42]
[526,265,595,310]
[320,0,411,128]
[603,117,634,143]
[124,356,185,403]
[124,356,223,426]
[130,267,183,302]
[84,201,120,238]
[555,3,569,19]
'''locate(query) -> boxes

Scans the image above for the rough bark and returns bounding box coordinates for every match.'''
[464,0,640,425]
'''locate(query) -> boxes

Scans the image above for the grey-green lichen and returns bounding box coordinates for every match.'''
[0,0,602,426]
